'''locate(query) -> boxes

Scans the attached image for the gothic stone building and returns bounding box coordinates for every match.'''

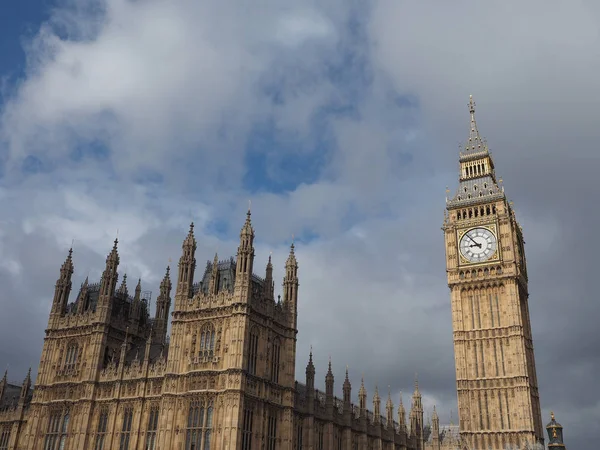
[0,210,452,450]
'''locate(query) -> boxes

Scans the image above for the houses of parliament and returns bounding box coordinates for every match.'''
[0,99,568,450]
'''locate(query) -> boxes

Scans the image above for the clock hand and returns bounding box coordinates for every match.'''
[466,234,482,247]
[469,243,482,248]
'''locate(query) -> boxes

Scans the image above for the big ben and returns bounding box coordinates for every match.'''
[443,96,544,449]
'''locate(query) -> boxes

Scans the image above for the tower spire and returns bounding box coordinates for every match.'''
[465,95,485,154]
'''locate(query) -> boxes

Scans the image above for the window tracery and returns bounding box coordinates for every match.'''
[43,409,69,450]
[119,407,133,450]
[185,400,213,450]
[95,408,109,450]
[270,338,281,384]
[145,406,159,450]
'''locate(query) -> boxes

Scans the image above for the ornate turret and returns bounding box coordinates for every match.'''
[154,267,172,344]
[373,386,381,423]
[398,392,406,432]
[343,366,352,404]
[386,388,394,427]
[410,377,424,450]
[264,253,274,300]
[51,248,74,318]
[283,242,299,328]
[176,223,196,305]
[130,278,142,323]
[431,405,440,450]
[19,368,31,405]
[359,376,367,413]
[234,210,255,302]
[208,253,220,295]
[76,276,89,314]
[98,239,120,321]
[117,273,129,297]
[325,358,334,416]
[546,412,567,449]
[0,370,7,402]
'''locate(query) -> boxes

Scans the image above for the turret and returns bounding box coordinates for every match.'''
[305,349,315,414]
[410,377,424,450]
[325,359,334,415]
[0,370,7,402]
[359,376,367,413]
[130,278,142,324]
[373,386,381,424]
[154,266,172,344]
[343,366,352,404]
[398,392,406,433]
[431,405,440,450]
[264,254,274,300]
[176,223,196,306]
[208,253,220,295]
[283,242,299,328]
[76,277,89,314]
[50,248,74,319]
[386,388,394,428]
[546,412,567,449]
[97,239,120,321]
[234,210,254,302]
[19,368,31,405]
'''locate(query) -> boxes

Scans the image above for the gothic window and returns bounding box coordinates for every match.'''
[199,324,216,358]
[316,423,324,450]
[185,401,213,450]
[145,406,159,450]
[119,407,133,450]
[296,422,303,450]
[0,426,10,450]
[248,327,259,376]
[95,408,109,450]
[271,338,281,384]
[43,409,69,450]
[242,408,254,450]
[267,413,277,450]
[64,342,79,370]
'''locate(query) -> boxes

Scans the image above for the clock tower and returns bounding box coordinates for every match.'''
[443,96,544,450]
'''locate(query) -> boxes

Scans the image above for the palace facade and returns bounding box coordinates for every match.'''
[0,97,569,450]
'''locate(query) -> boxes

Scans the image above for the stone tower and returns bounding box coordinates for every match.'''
[442,96,544,449]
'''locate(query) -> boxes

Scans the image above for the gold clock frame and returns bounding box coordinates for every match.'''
[457,224,500,266]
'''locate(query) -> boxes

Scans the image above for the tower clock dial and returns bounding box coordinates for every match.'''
[459,227,498,263]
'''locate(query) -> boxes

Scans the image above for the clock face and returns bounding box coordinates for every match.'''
[459,227,498,263]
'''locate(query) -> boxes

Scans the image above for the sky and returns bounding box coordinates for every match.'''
[0,0,598,448]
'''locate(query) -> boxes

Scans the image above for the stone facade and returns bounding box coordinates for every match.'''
[442,96,544,450]
[0,210,447,450]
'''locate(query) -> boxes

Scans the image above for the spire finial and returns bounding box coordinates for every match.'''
[248,199,251,213]
[550,411,555,421]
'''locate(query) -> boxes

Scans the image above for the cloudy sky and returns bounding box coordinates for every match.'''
[0,0,598,447]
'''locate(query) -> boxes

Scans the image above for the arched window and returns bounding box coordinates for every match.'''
[267,412,278,450]
[119,407,133,450]
[242,407,253,450]
[248,327,259,376]
[0,425,10,450]
[95,409,109,450]
[145,407,159,450]
[65,342,79,370]
[185,401,213,450]
[199,324,216,358]
[44,409,69,450]
[271,339,281,384]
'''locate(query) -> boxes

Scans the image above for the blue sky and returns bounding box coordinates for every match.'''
[1,1,599,449]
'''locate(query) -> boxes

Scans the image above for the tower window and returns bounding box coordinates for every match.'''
[242,408,254,450]
[271,339,281,384]
[44,409,70,450]
[64,342,79,371]
[119,407,133,450]
[248,327,259,376]
[267,413,278,450]
[0,426,10,450]
[296,422,303,450]
[185,401,213,450]
[145,407,160,450]
[95,408,109,450]
[199,324,216,358]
